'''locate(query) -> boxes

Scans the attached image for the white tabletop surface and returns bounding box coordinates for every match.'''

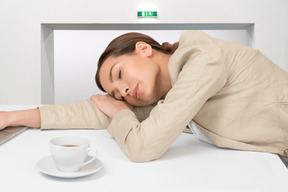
[0,105,288,192]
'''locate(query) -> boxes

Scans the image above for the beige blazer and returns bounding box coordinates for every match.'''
[39,31,288,162]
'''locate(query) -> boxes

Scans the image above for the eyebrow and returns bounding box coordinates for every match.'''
[109,64,116,83]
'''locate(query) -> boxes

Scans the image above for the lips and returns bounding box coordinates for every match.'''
[132,84,140,100]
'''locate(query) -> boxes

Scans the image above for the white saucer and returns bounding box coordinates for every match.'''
[37,156,102,178]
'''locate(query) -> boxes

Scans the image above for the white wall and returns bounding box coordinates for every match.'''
[0,0,287,104]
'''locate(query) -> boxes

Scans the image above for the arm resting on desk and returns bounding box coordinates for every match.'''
[1,100,110,130]
[39,99,111,130]
[39,99,154,130]
[1,99,152,131]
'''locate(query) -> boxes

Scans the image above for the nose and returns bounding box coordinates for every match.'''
[120,85,130,97]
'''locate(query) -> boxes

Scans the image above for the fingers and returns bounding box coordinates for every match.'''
[90,94,112,101]
[0,111,9,130]
[90,94,101,102]
[90,94,97,101]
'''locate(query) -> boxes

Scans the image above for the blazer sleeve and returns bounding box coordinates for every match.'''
[39,99,154,130]
[107,31,228,162]
[39,99,111,130]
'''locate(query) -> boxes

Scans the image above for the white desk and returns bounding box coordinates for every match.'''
[0,105,288,192]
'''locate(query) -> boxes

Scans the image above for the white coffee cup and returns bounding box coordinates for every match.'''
[50,136,97,172]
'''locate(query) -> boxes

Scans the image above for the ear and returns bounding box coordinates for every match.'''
[135,42,153,57]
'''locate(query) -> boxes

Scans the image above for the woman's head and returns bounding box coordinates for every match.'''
[95,32,178,106]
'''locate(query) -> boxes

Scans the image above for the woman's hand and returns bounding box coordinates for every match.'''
[90,94,132,118]
[0,109,41,130]
[0,111,10,130]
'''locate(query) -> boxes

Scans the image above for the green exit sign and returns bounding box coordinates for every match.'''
[137,11,157,18]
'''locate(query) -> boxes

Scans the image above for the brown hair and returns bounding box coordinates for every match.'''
[95,32,179,92]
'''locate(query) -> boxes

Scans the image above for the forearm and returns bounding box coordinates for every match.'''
[1,100,110,130]
[39,100,110,130]
[8,109,41,128]
[108,109,186,162]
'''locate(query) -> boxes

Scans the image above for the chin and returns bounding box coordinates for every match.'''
[128,100,150,107]
[127,97,156,107]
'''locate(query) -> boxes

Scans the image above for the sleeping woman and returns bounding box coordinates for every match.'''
[1,31,288,162]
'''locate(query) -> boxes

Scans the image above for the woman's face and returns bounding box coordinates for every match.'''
[99,43,162,107]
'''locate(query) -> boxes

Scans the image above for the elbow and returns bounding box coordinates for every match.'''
[127,151,161,163]
[120,127,169,162]
[124,144,165,163]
